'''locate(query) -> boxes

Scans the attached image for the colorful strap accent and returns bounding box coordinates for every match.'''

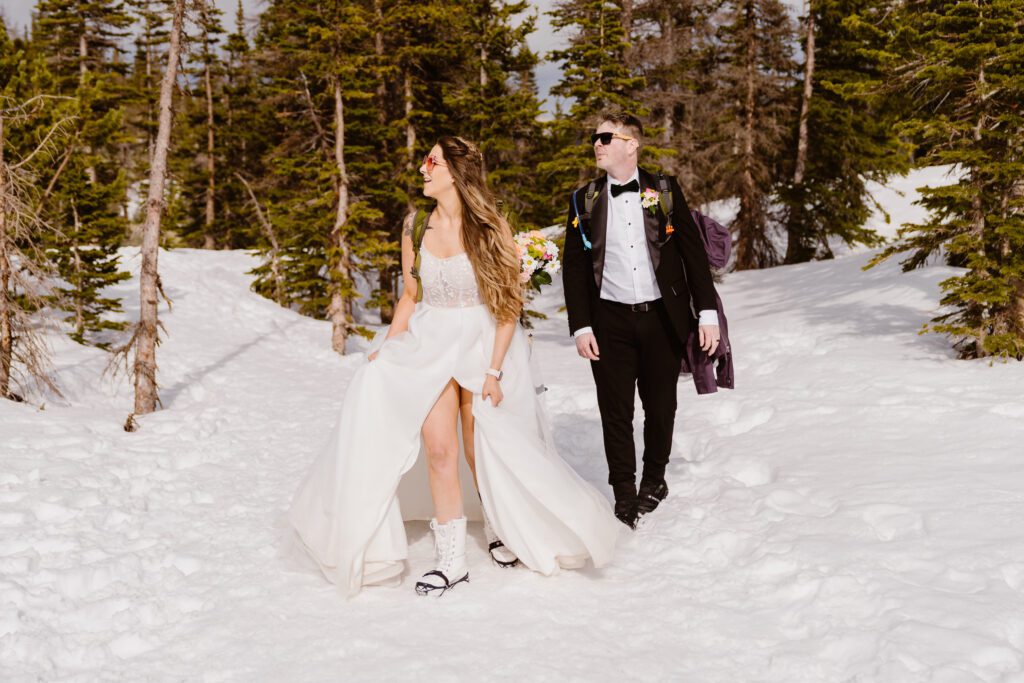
[570,190,592,251]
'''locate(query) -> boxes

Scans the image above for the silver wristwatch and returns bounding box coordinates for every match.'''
[485,368,503,381]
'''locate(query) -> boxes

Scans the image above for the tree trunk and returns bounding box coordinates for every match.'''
[235,172,284,305]
[970,75,987,357]
[71,200,84,339]
[598,3,605,91]
[0,112,11,398]
[374,0,395,325]
[134,0,185,415]
[735,0,760,271]
[79,31,98,185]
[375,0,387,106]
[203,3,217,250]
[378,269,394,324]
[792,0,814,186]
[146,34,155,163]
[785,0,816,264]
[328,79,352,355]
[621,0,634,66]
[1008,179,1024,351]
[479,41,488,174]
[404,67,416,213]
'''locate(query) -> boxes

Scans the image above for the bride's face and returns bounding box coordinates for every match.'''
[419,145,453,198]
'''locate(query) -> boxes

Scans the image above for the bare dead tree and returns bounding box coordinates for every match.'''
[200,0,217,250]
[0,96,74,402]
[326,76,353,354]
[131,0,186,415]
[235,171,285,305]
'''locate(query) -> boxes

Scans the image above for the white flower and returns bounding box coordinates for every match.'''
[640,188,660,210]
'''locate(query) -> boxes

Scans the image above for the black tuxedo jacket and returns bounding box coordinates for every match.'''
[561,168,718,344]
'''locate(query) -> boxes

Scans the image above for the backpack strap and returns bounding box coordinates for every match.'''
[584,180,598,215]
[569,189,592,251]
[657,173,674,217]
[657,173,676,239]
[410,208,431,303]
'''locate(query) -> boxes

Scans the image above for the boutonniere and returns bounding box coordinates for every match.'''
[641,188,660,214]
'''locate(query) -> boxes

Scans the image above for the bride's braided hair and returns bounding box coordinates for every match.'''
[437,135,523,323]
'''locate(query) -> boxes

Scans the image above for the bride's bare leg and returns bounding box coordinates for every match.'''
[422,378,462,523]
[459,386,477,484]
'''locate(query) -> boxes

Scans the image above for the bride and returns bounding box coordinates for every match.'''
[286,136,620,597]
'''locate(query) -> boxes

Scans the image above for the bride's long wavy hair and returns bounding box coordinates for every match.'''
[437,135,522,323]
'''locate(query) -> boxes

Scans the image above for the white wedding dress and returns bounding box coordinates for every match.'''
[286,247,621,597]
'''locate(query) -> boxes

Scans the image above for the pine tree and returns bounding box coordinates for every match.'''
[360,0,491,321]
[542,0,645,216]
[173,0,225,249]
[450,1,542,181]
[389,0,477,207]
[218,0,261,248]
[870,0,1024,359]
[434,1,546,229]
[712,0,798,270]
[250,0,386,352]
[779,0,910,263]
[248,0,482,348]
[33,0,133,346]
[628,0,720,202]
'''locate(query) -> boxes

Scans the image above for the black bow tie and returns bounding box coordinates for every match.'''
[609,179,640,197]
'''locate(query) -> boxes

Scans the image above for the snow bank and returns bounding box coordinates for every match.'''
[2,168,1022,681]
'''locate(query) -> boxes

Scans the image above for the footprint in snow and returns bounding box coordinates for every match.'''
[725,405,776,437]
[764,489,839,517]
[1001,564,1024,592]
[861,504,925,541]
[991,403,1024,418]
[722,458,776,487]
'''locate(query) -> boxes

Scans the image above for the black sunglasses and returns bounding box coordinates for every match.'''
[590,132,635,146]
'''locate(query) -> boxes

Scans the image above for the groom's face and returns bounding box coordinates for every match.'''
[593,121,638,171]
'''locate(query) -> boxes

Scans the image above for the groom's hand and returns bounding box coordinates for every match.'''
[699,325,720,355]
[575,333,600,361]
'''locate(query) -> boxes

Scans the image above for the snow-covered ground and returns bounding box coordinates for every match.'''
[3,168,1023,682]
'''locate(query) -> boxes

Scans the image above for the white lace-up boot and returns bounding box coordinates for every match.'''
[415,517,469,596]
[482,508,519,568]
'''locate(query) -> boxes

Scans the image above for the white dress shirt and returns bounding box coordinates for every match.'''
[574,169,718,338]
[601,169,662,304]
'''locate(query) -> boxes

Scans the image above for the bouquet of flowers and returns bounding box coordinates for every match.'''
[514,230,561,291]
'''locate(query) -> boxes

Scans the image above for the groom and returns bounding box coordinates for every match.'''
[562,112,721,529]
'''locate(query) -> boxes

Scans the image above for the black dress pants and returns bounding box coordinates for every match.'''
[590,298,685,488]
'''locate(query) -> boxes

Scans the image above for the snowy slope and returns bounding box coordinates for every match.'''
[2,169,1024,682]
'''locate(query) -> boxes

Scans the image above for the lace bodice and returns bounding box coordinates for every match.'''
[419,249,483,308]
